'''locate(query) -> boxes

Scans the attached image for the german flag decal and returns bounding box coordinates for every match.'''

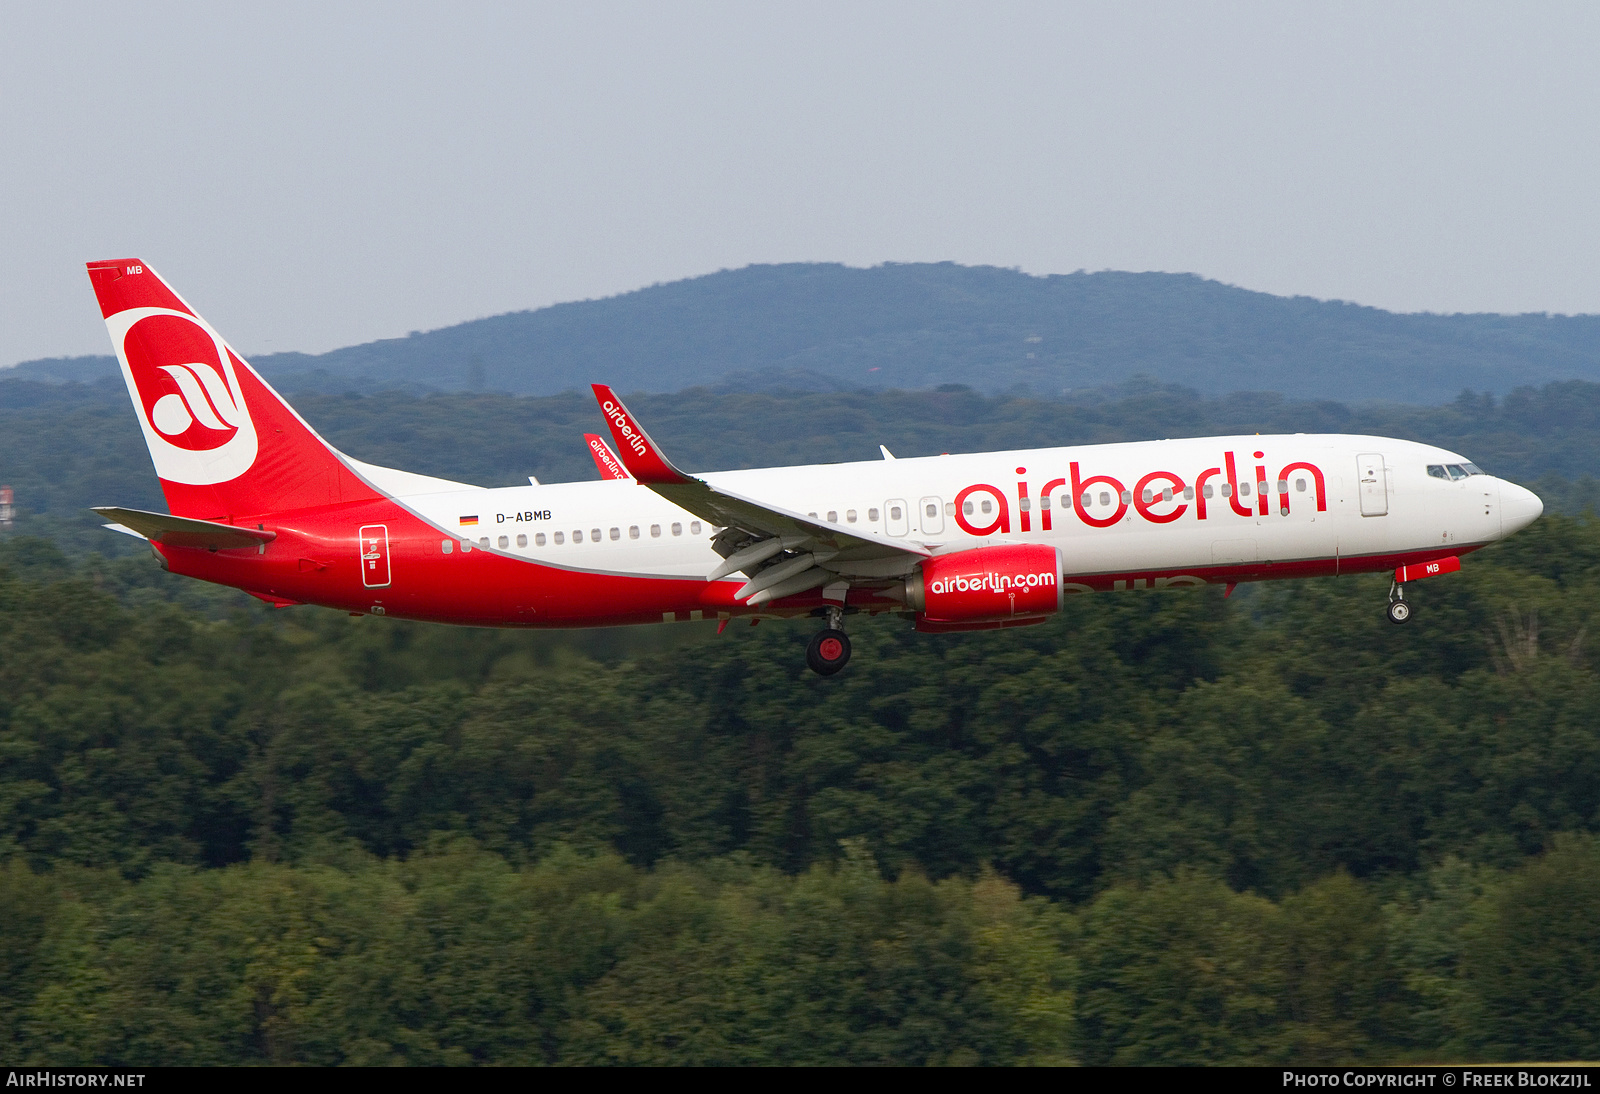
[458,515,479,526]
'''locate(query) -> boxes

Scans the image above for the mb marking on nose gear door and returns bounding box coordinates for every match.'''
[1358,453,1388,517]
[360,524,391,588]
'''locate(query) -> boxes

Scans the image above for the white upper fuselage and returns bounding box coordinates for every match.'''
[392,433,1543,585]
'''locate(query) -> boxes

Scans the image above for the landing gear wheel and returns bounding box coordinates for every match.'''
[1387,599,1411,625]
[806,628,852,676]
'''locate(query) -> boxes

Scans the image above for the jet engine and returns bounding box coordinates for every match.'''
[903,543,1064,632]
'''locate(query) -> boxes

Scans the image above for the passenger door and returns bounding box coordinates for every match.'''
[1357,454,1388,517]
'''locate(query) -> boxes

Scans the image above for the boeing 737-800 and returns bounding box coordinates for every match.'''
[86,260,1544,674]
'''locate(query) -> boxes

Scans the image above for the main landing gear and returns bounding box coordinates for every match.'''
[806,604,852,676]
[1387,580,1411,625]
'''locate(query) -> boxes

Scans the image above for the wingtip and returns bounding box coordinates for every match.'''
[589,383,693,485]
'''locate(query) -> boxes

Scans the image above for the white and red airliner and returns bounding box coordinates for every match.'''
[86,260,1543,674]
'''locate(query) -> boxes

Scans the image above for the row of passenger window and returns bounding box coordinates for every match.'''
[801,505,949,523]
[807,508,879,523]
[800,503,942,528]
[448,519,706,553]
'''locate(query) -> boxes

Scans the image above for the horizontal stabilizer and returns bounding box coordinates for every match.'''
[90,506,277,550]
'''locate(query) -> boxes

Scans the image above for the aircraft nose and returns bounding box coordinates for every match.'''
[1500,480,1544,535]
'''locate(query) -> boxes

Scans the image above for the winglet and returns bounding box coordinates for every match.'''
[584,433,632,481]
[590,384,694,485]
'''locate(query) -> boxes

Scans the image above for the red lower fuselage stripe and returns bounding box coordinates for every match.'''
[153,496,1482,628]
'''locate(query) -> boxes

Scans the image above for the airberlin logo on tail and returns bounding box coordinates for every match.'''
[118,313,244,449]
[601,400,649,457]
[106,307,259,486]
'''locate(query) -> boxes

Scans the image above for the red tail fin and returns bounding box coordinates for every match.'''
[86,260,383,520]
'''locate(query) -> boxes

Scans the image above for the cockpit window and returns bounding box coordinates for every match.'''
[1446,464,1469,480]
[1463,462,1484,475]
[1429,462,1487,480]
[1427,465,1449,479]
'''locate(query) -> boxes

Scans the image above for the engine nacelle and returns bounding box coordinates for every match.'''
[904,543,1064,629]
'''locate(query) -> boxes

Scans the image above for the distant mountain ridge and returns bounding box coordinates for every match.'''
[11,262,1600,404]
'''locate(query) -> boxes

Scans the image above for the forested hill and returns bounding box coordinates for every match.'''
[11,263,1600,403]
[5,513,1600,1063]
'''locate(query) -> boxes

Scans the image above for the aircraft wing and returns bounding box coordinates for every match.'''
[590,384,928,603]
[91,506,277,550]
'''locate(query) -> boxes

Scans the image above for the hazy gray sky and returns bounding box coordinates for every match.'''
[3,2,1598,366]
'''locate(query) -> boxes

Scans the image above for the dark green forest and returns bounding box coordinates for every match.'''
[6,378,1600,1063]
[4,507,1600,1062]
[14,262,1600,403]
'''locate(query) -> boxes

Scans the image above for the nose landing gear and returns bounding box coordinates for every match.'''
[1387,580,1411,624]
[806,603,852,676]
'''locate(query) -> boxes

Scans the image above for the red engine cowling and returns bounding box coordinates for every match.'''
[904,543,1064,632]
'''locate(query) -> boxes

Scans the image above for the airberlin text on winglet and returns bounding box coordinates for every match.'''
[601,400,648,458]
[591,383,690,485]
[585,434,629,480]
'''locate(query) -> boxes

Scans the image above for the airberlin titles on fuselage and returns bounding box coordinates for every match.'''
[953,451,1326,536]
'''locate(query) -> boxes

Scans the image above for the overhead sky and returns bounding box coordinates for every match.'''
[3,2,1598,366]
